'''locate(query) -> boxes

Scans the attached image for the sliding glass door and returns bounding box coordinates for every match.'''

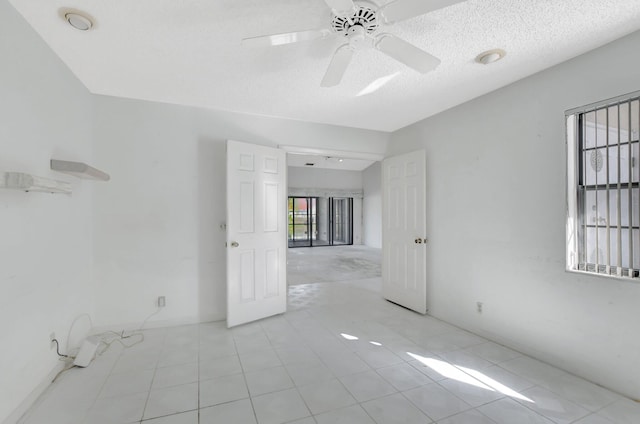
[288,196,352,248]
[288,197,317,247]
[332,197,353,246]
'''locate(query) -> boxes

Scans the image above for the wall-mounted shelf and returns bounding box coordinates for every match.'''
[0,172,72,194]
[50,159,110,181]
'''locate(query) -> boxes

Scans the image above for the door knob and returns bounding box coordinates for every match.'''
[230,241,239,248]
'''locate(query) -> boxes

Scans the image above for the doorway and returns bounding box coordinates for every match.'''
[288,196,353,248]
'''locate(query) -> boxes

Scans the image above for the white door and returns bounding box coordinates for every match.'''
[227,140,287,328]
[382,150,427,314]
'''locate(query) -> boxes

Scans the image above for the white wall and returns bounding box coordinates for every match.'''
[363,162,382,248]
[288,167,364,190]
[390,30,640,399]
[0,2,94,422]
[92,96,388,328]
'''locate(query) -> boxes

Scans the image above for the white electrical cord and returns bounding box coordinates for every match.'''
[138,306,162,330]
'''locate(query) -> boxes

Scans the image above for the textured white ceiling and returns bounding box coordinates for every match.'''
[9,0,640,131]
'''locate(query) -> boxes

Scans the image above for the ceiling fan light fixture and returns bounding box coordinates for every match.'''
[475,49,506,65]
[61,9,94,31]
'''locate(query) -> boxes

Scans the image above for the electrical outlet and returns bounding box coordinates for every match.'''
[49,332,56,349]
[158,296,166,307]
[476,302,483,314]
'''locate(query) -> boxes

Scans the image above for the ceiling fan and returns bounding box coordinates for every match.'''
[242,0,466,87]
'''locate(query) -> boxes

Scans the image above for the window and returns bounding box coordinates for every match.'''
[287,196,353,248]
[566,91,640,278]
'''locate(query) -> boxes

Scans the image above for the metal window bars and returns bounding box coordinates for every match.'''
[567,91,640,279]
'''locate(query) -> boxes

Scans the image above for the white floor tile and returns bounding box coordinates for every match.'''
[143,383,198,420]
[413,335,466,354]
[274,346,318,365]
[437,350,494,370]
[436,409,497,424]
[112,349,161,373]
[234,334,272,355]
[84,391,147,423]
[298,379,357,414]
[314,405,376,424]
[477,398,554,424]
[438,378,504,407]
[152,362,198,389]
[596,398,640,424]
[356,347,405,369]
[408,359,448,382]
[21,393,94,424]
[199,398,257,424]
[286,418,317,424]
[163,339,199,353]
[286,360,335,387]
[377,363,433,391]
[99,369,155,398]
[517,386,590,424]
[199,342,237,360]
[320,352,371,376]
[157,346,198,368]
[403,383,472,421]
[540,372,621,412]
[339,370,397,402]
[44,367,106,401]
[199,354,242,380]
[141,410,198,424]
[499,357,569,388]
[572,414,615,424]
[361,393,432,424]
[475,365,535,392]
[251,388,311,424]
[199,373,249,408]
[239,348,282,373]
[245,366,294,396]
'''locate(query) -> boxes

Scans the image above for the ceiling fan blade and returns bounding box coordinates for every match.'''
[242,29,331,47]
[378,0,466,24]
[375,34,440,73]
[323,0,356,16]
[321,45,354,87]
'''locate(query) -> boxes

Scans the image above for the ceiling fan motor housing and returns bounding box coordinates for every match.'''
[331,5,379,37]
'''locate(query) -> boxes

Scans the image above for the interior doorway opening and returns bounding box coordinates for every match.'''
[288,196,353,248]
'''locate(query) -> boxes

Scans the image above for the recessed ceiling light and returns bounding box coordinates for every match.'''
[475,49,506,65]
[62,10,94,31]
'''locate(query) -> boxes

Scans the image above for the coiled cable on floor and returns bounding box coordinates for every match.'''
[51,339,68,358]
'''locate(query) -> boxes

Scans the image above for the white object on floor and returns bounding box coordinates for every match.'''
[73,337,99,367]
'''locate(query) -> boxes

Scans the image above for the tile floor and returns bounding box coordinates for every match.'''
[19,277,640,423]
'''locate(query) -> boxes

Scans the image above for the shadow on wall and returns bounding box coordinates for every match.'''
[197,138,227,322]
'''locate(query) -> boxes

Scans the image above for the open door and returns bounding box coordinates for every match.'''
[227,140,287,327]
[382,150,427,314]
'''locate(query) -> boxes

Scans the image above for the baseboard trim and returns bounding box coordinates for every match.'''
[91,313,225,334]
